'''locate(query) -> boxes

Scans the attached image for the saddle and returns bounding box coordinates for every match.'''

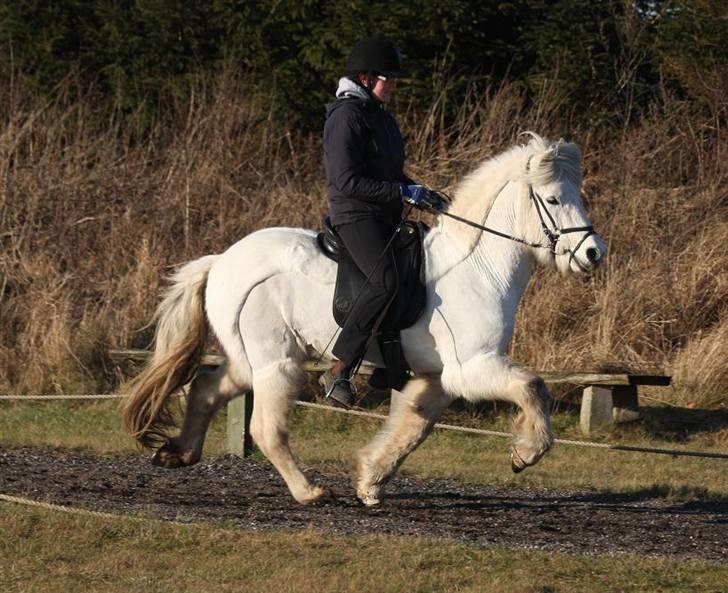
[316,218,428,389]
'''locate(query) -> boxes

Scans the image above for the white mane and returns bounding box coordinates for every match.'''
[443,133,582,251]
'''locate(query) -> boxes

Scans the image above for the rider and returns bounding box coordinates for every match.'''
[320,37,438,408]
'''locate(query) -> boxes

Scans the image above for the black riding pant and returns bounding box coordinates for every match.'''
[332,218,399,366]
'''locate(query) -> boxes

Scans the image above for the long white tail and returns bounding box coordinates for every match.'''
[123,255,219,448]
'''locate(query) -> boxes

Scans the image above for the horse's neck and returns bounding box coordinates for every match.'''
[443,160,519,253]
[471,225,534,315]
[428,181,535,313]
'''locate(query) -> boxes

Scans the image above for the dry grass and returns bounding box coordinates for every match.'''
[1,503,727,593]
[0,71,725,410]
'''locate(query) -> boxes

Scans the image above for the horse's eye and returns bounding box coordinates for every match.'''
[546,196,559,205]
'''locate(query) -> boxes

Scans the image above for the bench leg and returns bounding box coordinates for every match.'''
[580,386,614,434]
[612,385,640,424]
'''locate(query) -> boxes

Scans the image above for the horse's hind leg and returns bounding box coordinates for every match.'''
[355,377,452,506]
[249,360,330,505]
[153,362,248,468]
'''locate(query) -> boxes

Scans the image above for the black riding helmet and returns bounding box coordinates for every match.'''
[345,38,409,77]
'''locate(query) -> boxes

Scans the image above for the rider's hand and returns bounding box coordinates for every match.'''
[427,191,447,212]
[400,184,431,208]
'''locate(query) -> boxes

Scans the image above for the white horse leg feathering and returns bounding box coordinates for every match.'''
[355,376,453,506]
[123,133,607,505]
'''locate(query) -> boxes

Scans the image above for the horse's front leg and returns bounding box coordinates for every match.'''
[355,376,453,506]
[508,374,553,472]
[448,354,554,473]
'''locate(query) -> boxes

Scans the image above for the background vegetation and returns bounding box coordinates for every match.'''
[1,0,725,128]
[0,0,726,412]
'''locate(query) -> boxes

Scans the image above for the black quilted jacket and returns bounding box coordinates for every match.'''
[323,95,413,227]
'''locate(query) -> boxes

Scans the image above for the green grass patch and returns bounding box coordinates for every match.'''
[1,503,726,593]
[0,400,226,456]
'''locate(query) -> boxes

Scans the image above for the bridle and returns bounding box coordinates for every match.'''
[529,186,596,265]
[435,184,597,272]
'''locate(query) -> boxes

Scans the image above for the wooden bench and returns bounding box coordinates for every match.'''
[108,350,671,453]
[547,373,671,433]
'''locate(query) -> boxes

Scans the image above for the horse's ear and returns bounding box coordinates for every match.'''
[519,130,539,145]
[525,154,535,174]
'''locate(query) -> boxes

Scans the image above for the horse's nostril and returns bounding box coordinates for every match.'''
[586,247,599,263]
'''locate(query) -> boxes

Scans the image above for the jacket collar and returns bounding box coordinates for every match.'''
[335,77,378,104]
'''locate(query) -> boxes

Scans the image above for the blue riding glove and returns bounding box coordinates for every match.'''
[427,191,447,212]
[400,184,432,207]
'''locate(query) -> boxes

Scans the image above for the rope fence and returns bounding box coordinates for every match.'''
[0,492,130,521]
[296,401,728,460]
[2,393,726,461]
[0,492,201,528]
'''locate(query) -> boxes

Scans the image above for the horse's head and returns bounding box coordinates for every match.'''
[521,136,607,275]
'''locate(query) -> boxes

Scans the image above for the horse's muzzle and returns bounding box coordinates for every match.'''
[586,247,601,264]
[569,233,607,275]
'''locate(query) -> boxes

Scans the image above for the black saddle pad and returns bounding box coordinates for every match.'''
[316,219,427,331]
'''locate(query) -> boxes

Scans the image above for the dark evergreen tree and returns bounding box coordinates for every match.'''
[0,0,724,128]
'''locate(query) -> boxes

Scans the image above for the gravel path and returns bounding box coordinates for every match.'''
[1,446,725,562]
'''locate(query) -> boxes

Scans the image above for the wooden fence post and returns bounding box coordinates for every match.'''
[227,392,254,457]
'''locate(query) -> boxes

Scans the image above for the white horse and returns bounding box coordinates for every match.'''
[123,133,606,506]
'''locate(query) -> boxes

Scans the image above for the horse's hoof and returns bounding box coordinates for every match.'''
[151,443,198,469]
[298,485,334,505]
[356,490,382,507]
[510,449,526,474]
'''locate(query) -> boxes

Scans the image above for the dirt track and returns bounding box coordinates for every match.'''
[1,446,725,562]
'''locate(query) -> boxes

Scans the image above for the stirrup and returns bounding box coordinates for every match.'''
[319,370,355,409]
